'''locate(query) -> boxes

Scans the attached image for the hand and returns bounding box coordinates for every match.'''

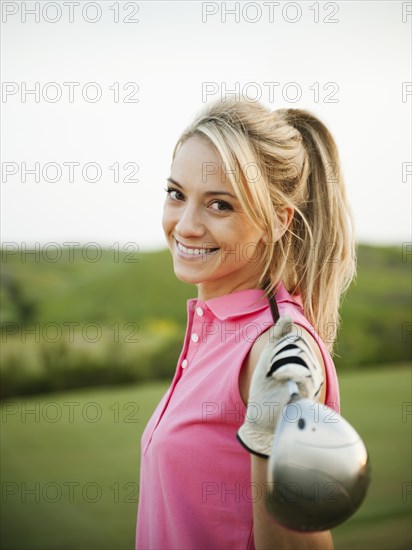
[236,315,324,458]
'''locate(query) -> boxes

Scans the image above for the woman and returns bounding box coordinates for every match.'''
[135,98,356,549]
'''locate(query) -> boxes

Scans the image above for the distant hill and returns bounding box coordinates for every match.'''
[1,243,410,371]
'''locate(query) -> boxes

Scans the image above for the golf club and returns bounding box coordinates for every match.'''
[265,381,371,531]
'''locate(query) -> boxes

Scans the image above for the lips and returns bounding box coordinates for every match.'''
[174,238,219,256]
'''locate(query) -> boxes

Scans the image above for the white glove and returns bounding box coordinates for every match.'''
[237,315,324,458]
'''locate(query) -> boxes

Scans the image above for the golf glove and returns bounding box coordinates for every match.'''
[237,315,324,458]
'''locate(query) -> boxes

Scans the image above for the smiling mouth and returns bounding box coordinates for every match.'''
[174,238,219,256]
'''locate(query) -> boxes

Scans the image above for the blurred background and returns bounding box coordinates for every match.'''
[1,1,411,549]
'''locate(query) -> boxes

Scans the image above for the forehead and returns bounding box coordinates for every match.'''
[171,135,229,188]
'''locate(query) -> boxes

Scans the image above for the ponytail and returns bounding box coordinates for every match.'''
[272,108,357,349]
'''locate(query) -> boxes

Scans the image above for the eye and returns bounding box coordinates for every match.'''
[209,200,233,212]
[164,186,184,201]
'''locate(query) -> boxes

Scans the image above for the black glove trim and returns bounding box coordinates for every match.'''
[267,354,309,377]
[236,433,269,459]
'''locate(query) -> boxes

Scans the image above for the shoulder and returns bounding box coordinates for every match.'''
[238,321,327,405]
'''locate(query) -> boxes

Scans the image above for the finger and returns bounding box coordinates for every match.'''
[268,315,294,342]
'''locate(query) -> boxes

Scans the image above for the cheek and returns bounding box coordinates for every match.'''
[161,204,172,233]
[218,227,263,261]
[232,221,264,246]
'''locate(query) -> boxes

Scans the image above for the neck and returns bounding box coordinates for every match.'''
[196,275,265,302]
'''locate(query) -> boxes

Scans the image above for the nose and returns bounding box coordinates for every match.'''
[174,202,205,238]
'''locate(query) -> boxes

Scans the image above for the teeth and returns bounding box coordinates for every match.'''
[176,240,218,255]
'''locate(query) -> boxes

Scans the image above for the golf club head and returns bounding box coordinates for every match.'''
[265,398,371,531]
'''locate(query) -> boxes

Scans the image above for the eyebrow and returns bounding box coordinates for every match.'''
[167,177,238,200]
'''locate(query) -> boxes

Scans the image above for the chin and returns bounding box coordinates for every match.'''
[172,264,200,285]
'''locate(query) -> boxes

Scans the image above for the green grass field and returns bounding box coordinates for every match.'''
[1,364,411,550]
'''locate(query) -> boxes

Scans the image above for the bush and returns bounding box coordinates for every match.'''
[0,328,184,400]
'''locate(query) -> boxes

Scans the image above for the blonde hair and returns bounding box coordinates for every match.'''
[172,98,356,352]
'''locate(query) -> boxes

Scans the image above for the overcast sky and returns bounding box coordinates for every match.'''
[1,0,411,251]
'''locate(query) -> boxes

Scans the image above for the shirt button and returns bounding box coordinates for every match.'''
[196,306,204,317]
[191,333,199,343]
[181,359,188,369]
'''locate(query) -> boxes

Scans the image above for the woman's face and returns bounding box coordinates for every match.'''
[162,135,267,301]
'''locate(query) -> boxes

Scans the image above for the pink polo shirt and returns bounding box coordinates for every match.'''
[135,282,340,550]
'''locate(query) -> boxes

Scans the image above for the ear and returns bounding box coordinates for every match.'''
[262,207,294,243]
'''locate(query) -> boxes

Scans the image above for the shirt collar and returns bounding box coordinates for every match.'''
[187,281,303,321]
